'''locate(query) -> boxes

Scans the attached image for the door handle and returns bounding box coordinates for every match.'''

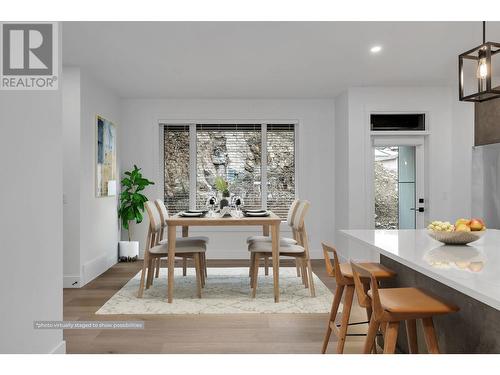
[410,207,425,212]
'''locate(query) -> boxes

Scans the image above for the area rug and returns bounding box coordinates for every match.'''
[96,267,334,314]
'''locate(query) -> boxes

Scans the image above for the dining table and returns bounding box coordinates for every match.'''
[165,211,283,303]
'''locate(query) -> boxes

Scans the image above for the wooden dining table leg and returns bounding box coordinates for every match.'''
[181,226,189,276]
[271,223,280,303]
[167,224,177,303]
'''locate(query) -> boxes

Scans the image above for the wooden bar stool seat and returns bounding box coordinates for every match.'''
[339,263,395,279]
[368,288,458,316]
[351,261,459,354]
[321,242,397,354]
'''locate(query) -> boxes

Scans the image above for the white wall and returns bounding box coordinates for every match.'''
[333,92,350,260]
[0,32,63,353]
[62,67,120,286]
[62,68,81,286]
[119,99,335,259]
[450,84,475,221]
[335,86,474,261]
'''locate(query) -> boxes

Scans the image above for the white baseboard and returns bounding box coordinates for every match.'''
[82,253,112,286]
[50,340,66,354]
[107,254,118,268]
[63,275,81,288]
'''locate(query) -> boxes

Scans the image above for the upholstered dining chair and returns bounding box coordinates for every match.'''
[137,201,206,299]
[154,199,209,282]
[248,200,316,297]
[246,199,302,277]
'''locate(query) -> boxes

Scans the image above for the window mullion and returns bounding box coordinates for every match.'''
[261,123,267,210]
[189,123,197,210]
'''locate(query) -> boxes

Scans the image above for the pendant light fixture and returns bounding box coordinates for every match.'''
[459,21,500,102]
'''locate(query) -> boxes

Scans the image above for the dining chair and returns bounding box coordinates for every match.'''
[246,199,302,277]
[154,199,209,282]
[137,201,206,298]
[248,200,316,297]
[321,242,397,354]
[350,261,459,354]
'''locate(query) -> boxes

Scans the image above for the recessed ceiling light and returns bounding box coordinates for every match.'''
[370,45,382,53]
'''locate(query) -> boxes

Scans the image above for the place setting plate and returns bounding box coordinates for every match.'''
[242,209,270,217]
[179,210,207,217]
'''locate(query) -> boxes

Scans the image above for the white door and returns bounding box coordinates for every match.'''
[372,136,426,229]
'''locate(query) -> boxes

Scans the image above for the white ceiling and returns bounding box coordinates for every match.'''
[62,21,500,98]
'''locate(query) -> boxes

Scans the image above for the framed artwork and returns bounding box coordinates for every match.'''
[96,115,117,197]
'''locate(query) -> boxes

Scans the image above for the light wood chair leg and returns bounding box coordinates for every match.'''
[405,319,418,354]
[422,317,440,354]
[321,284,345,354]
[194,254,202,298]
[200,255,206,287]
[301,260,309,288]
[364,314,380,354]
[336,285,355,354]
[383,321,400,354]
[146,257,154,289]
[264,256,269,276]
[203,253,208,278]
[306,258,316,297]
[296,259,301,277]
[137,255,149,298]
[182,258,187,276]
[252,253,260,298]
[249,252,255,285]
[155,258,160,278]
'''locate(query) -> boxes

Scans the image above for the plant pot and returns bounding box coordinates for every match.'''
[219,198,229,209]
[119,241,139,261]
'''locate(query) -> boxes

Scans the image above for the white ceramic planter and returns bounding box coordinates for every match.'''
[119,241,139,260]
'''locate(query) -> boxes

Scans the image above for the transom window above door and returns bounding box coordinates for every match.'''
[162,123,296,219]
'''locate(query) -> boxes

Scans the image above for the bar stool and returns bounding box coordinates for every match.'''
[321,242,397,354]
[350,261,459,354]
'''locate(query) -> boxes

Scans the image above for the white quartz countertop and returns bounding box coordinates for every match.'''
[340,229,500,311]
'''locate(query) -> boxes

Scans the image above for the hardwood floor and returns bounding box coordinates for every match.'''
[63,259,369,354]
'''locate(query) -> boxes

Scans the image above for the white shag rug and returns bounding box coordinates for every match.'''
[96,267,334,315]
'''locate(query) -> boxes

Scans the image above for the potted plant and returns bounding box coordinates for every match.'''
[118,165,154,261]
[214,176,230,209]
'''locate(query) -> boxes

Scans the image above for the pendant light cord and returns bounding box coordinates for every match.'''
[483,21,486,44]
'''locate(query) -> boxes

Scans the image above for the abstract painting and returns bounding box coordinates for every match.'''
[96,115,117,197]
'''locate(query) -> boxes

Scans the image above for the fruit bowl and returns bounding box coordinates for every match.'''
[427,230,485,245]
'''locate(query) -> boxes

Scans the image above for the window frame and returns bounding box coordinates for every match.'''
[158,119,299,222]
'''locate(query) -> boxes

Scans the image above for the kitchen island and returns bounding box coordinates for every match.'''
[340,229,500,353]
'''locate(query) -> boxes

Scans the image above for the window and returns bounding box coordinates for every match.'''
[163,125,190,214]
[196,124,262,210]
[267,124,295,218]
[370,114,425,131]
[163,123,296,219]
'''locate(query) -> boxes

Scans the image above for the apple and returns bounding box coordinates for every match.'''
[455,218,471,227]
[455,223,471,232]
[469,218,485,231]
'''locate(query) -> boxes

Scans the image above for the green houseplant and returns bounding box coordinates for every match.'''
[118,165,154,261]
[214,176,230,209]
